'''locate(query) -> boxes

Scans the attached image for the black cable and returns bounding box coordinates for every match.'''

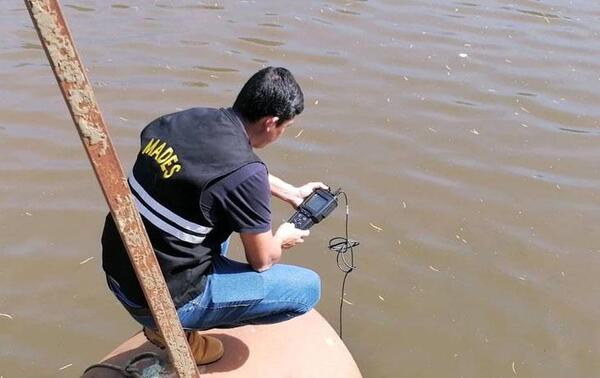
[327,191,359,340]
[83,352,163,377]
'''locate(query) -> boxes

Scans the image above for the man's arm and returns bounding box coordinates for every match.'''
[240,223,309,272]
[268,174,327,208]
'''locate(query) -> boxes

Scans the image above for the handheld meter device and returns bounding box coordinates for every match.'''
[289,188,340,230]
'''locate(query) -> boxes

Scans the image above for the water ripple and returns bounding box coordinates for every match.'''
[238,37,284,47]
[64,4,95,12]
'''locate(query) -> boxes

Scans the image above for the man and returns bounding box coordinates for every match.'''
[101,67,325,365]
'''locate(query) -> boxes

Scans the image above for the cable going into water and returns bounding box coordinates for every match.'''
[327,191,359,340]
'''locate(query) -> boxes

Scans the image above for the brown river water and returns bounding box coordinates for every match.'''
[1,0,599,377]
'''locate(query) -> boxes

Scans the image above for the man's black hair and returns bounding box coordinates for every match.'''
[233,67,304,125]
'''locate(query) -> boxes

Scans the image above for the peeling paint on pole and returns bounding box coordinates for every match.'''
[24,1,199,376]
[29,0,107,154]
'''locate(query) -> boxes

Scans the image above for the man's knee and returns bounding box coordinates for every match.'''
[305,269,321,308]
[267,264,321,312]
[293,268,321,313]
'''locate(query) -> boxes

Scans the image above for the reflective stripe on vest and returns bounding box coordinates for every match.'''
[129,173,212,244]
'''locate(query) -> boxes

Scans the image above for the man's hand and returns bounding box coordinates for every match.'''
[274,222,310,249]
[241,222,310,272]
[269,174,328,209]
[288,182,328,208]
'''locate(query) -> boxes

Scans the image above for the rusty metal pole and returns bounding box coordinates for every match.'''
[23,1,199,376]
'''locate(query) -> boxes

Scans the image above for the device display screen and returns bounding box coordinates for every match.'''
[304,192,329,213]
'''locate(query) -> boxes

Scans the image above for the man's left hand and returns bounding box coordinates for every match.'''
[289,182,328,208]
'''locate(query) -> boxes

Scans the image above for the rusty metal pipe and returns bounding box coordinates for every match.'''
[23,1,199,376]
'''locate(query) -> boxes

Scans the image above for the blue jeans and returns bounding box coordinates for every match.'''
[109,240,321,331]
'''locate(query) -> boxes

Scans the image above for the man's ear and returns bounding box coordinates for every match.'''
[264,116,280,131]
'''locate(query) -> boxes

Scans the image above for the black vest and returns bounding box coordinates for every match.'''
[103,107,261,307]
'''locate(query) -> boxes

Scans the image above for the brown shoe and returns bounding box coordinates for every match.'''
[186,330,225,365]
[143,327,224,365]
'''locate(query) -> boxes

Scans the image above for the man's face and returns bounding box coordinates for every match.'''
[270,118,294,142]
[254,117,294,148]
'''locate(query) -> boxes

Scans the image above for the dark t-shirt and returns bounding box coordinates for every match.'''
[203,162,271,234]
[102,161,271,306]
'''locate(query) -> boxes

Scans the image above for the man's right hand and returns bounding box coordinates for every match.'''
[241,223,309,272]
[275,222,310,249]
